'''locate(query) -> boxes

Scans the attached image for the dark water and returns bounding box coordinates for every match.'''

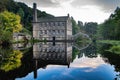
[0,42,120,80]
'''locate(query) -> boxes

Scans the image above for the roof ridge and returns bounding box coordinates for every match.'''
[37,16,69,22]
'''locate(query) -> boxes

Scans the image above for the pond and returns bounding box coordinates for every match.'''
[0,42,120,80]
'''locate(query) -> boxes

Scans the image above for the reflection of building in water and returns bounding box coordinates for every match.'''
[33,42,72,78]
[13,33,31,41]
[12,43,32,50]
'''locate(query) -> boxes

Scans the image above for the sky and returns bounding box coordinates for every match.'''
[15,0,120,24]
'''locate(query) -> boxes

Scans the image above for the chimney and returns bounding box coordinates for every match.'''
[67,13,70,17]
[33,3,37,22]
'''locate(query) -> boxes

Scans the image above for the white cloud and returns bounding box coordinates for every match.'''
[15,0,60,7]
[39,3,110,23]
[71,0,120,12]
[15,0,114,23]
[70,55,106,68]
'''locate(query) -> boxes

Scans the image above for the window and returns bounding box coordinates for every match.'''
[44,30,47,34]
[47,22,49,26]
[53,22,55,26]
[53,30,55,34]
[51,22,54,26]
[55,22,58,26]
[61,22,65,26]
[58,30,60,34]
[39,30,43,34]
[49,30,51,34]
[39,23,42,26]
[62,30,64,33]
[42,23,45,26]
[58,22,60,26]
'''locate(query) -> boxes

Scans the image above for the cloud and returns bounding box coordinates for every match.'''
[70,55,106,68]
[15,0,73,8]
[71,0,120,12]
[15,0,60,7]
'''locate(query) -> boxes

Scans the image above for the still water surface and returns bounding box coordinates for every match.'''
[0,42,120,80]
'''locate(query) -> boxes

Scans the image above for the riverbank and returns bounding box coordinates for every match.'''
[98,40,120,55]
[98,40,120,45]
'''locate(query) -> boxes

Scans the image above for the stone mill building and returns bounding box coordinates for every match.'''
[32,3,72,41]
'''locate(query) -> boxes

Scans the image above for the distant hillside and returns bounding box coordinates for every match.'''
[0,0,54,31]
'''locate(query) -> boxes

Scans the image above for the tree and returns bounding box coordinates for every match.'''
[78,21,83,30]
[17,8,24,22]
[0,11,22,33]
[98,7,120,40]
[0,0,6,12]
[0,11,22,44]
[0,48,23,72]
[78,22,98,39]
[71,17,80,34]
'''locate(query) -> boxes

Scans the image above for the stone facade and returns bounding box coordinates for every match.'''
[32,3,72,41]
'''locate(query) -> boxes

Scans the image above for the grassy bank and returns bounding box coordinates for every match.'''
[98,40,120,55]
[97,40,120,45]
[107,45,120,55]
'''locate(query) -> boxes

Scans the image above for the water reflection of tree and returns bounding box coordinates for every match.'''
[72,48,79,60]
[101,51,120,80]
[79,43,97,58]
[101,51,120,72]
[0,46,23,72]
[73,43,120,79]
[98,44,120,79]
[0,47,34,80]
[73,43,98,60]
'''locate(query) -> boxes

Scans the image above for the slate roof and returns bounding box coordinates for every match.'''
[37,16,69,22]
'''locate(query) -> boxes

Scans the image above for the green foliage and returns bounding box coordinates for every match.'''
[0,31,12,43]
[21,27,32,35]
[98,40,120,55]
[72,48,79,60]
[108,45,120,55]
[78,22,98,39]
[0,48,23,72]
[0,11,23,44]
[17,8,24,22]
[0,11,22,33]
[98,7,120,40]
[0,0,6,12]
[75,35,91,45]
[84,22,98,37]
[71,17,80,34]
[98,40,120,45]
